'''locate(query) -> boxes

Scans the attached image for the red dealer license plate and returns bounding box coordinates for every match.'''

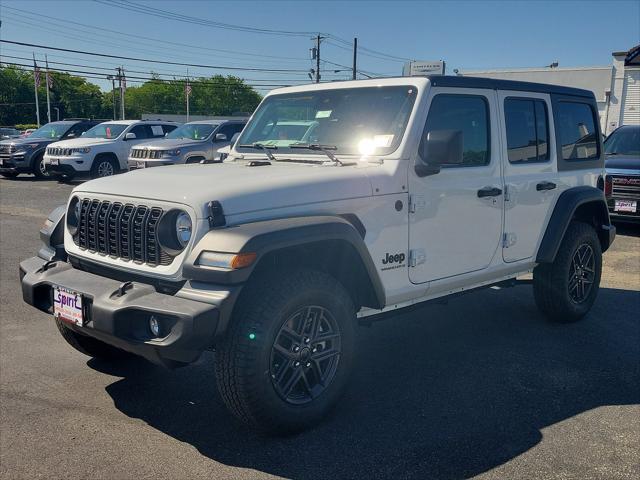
[53,286,84,326]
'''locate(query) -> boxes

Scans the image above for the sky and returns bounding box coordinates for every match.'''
[0,0,639,93]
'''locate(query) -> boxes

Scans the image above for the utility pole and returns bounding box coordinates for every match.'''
[107,75,117,120]
[352,37,358,80]
[45,55,52,123]
[118,66,126,120]
[315,35,322,83]
[32,53,41,127]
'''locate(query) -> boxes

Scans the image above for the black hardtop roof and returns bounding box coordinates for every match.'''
[424,75,594,99]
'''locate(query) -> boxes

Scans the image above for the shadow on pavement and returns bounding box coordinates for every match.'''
[91,286,640,479]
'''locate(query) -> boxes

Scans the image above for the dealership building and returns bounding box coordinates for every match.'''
[458,45,639,135]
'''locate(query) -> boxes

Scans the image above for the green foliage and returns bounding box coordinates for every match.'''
[0,66,262,126]
[15,124,38,130]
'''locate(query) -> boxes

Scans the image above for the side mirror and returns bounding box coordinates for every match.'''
[416,129,463,177]
[125,132,137,140]
[215,133,227,142]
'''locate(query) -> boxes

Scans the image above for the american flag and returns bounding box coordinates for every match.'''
[185,80,192,96]
[33,62,41,88]
[46,71,53,89]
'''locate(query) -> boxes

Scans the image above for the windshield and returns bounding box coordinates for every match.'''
[605,127,640,156]
[82,123,127,139]
[237,85,417,155]
[167,123,217,140]
[28,123,71,139]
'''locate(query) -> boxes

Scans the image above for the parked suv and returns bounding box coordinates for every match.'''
[0,120,101,178]
[44,120,178,179]
[20,76,615,434]
[128,120,246,169]
[603,124,640,222]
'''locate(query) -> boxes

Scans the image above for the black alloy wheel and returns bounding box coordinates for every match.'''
[270,305,342,405]
[568,243,596,303]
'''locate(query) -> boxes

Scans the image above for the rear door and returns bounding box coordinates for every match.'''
[499,91,559,262]
[408,88,504,283]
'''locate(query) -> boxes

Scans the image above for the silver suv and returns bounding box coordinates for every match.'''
[128,120,246,169]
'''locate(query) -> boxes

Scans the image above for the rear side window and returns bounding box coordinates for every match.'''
[129,125,149,139]
[556,102,599,160]
[423,94,490,166]
[161,124,177,135]
[504,98,550,163]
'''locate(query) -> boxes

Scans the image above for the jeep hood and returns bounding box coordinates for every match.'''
[50,138,115,148]
[137,138,208,150]
[74,162,374,218]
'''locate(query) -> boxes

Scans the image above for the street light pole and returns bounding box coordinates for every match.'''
[107,75,117,120]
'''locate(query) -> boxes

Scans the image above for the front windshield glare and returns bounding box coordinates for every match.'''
[29,123,70,139]
[82,123,127,139]
[605,128,640,155]
[167,124,216,140]
[237,86,417,155]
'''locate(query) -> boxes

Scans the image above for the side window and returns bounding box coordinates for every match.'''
[423,94,490,166]
[504,98,550,163]
[216,124,237,140]
[128,125,149,139]
[556,102,599,160]
[149,125,167,138]
[161,124,177,135]
[64,124,87,139]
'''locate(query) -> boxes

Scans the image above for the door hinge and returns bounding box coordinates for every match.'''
[503,232,517,248]
[409,194,426,213]
[503,185,511,202]
[409,249,426,267]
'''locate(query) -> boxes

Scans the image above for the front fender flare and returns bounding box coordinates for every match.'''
[183,215,385,307]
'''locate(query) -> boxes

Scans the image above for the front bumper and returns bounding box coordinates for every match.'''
[20,256,224,367]
[127,158,177,169]
[0,153,31,173]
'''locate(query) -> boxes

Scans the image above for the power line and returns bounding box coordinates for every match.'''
[0,61,301,87]
[0,55,315,83]
[1,5,310,62]
[0,40,310,73]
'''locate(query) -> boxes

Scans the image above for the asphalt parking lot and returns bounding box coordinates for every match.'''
[1,176,638,480]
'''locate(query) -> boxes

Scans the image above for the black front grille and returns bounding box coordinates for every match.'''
[0,144,16,159]
[611,175,640,200]
[74,198,171,266]
[47,147,73,156]
[131,149,163,159]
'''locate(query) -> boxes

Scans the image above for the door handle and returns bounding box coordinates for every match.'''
[536,181,557,191]
[477,186,503,198]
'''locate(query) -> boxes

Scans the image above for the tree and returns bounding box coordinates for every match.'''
[0,65,263,126]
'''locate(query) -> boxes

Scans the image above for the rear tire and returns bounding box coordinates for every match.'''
[215,269,356,435]
[32,154,50,179]
[55,318,128,360]
[533,221,602,322]
[90,156,118,179]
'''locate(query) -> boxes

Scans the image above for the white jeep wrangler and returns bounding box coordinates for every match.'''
[20,76,615,434]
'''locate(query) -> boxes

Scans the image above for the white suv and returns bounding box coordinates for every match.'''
[20,76,615,434]
[44,120,178,179]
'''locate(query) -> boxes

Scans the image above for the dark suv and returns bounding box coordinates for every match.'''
[0,120,103,179]
[604,125,640,223]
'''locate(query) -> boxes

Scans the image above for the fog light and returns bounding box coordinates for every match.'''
[149,316,160,337]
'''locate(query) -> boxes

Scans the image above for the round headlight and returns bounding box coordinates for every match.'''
[67,196,80,235]
[175,212,192,247]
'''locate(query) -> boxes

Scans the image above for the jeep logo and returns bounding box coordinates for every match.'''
[382,252,405,265]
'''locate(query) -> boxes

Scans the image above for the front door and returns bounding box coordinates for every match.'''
[408,88,504,284]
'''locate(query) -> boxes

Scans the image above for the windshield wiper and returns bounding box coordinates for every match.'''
[290,143,343,166]
[238,142,278,161]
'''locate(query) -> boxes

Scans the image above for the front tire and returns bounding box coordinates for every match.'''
[32,154,50,179]
[55,318,128,360]
[533,221,602,322]
[215,269,356,434]
[90,156,118,178]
